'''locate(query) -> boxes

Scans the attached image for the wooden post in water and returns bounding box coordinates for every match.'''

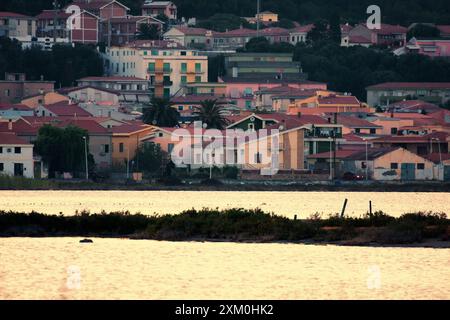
[369,201,373,216]
[340,199,348,218]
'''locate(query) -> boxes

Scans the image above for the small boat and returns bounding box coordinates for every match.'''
[79,239,93,243]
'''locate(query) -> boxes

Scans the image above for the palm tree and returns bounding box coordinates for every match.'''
[142,97,179,127]
[194,99,229,130]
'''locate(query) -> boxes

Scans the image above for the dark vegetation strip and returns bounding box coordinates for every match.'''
[0,209,449,245]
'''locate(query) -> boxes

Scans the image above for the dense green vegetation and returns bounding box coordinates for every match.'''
[142,97,180,127]
[35,125,95,178]
[1,209,448,245]
[193,99,230,130]
[0,37,103,87]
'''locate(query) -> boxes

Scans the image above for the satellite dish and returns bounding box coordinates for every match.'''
[152,120,157,125]
[202,123,208,129]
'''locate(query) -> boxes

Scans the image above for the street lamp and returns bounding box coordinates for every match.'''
[328,137,333,181]
[82,136,88,181]
[364,138,369,181]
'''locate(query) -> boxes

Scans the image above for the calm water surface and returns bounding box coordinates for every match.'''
[0,238,449,299]
[0,190,449,217]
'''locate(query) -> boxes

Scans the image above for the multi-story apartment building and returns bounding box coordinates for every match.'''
[366,82,450,106]
[341,23,407,48]
[105,40,208,98]
[0,73,55,104]
[0,12,36,38]
[35,10,71,40]
[141,1,178,21]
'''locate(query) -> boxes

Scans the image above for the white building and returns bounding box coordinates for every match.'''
[0,132,35,178]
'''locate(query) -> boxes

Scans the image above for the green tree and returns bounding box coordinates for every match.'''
[197,13,249,32]
[34,125,91,177]
[407,24,441,40]
[142,97,180,127]
[194,99,229,130]
[134,143,166,175]
[137,24,160,40]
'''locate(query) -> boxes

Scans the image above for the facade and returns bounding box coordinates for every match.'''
[341,23,407,48]
[111,123,154,167]
[101,16,164,46]
[0,12,36,38]
[0,132,35,178]
[35,10,71,40]
[163,27,209,48]
[405,37,450,58]
[219,77,327,110]
[0,73,55,104]
[77,76,152,102]
[366,82,450,106]
[68,10,100,44]
[287,94,370,115]
[21,92,69,108]
[224,53,305,81]
[289,25,314,45]
[105,41,208,98]
[343,147,439,181]
[255,11,279,23]
[58,86,120,104]
[142,1,177,20]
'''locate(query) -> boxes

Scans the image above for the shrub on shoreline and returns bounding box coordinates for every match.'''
[0,209,448,245]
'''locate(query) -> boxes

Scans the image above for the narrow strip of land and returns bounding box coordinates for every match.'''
[1,209,449,247]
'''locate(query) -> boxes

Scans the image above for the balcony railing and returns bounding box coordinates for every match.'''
[148,67,172,74]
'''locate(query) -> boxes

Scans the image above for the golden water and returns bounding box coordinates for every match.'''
[0,191,449,217]
[0,238,449,299]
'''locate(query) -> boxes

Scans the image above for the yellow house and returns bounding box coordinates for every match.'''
[111,124,154,167]
[256,11,279,23]
[242,126,305,173]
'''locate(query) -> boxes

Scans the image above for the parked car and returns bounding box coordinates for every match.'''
[342,172,364,181]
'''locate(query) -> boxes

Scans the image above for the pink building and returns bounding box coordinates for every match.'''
[71,0,129,20]
[218,77,327,110]
[406,37,450,57]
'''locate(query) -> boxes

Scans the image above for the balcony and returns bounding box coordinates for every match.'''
[148,67,172,74]
[180,69,204,74]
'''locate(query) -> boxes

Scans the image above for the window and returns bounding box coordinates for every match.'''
[195,76,201,83]
[104,144,109,154]
[14,147,21,154]
[0,163,3,171]
[178,106,183,111]
[370,128,376,134]
[181,76,187,84]
[195,63,201,73]
[417,163,425,170]
[181,63,187,73]
[119,143,124,153]
[180,51,186,56]
[355,128,361,134]
[148,63,155,72]
[255,153,262,164]
[164,88,170,98]
[168,143,175,153]
[158,132,164,137]
[391,128,398,134]
[5,89,10,97]
[361,162,367,169]
[163,63,171,72]
[391,163,398,169]
[0,147,2,153]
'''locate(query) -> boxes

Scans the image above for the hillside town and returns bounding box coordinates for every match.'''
[1,0,450,184]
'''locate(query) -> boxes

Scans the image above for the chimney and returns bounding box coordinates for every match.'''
[8,119,12,131]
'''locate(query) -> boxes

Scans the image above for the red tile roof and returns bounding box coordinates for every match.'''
[307,150,360,159]
[0,103,32,111]
[290,24,314,33]
[43,103,92,117]
[367,82,450,90]
[436,25,450,35]
[335,115,382,128]
[173,26,209,36]
[349,35,372,44]
[111,123,152,134]
[0,132,31,145]
[58,85,120,96]
[372,131,449,143]
[78,76,147,82]
[0,119,40,135]
[58,119,110,134]
[374,24,408,35]
[171,95,228,104]
[424,153,450,164]
[35,10,71,20]
[259,27,290,36]
[0,12,31,18]
[214,28,257,38]
[318,96,360,105]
